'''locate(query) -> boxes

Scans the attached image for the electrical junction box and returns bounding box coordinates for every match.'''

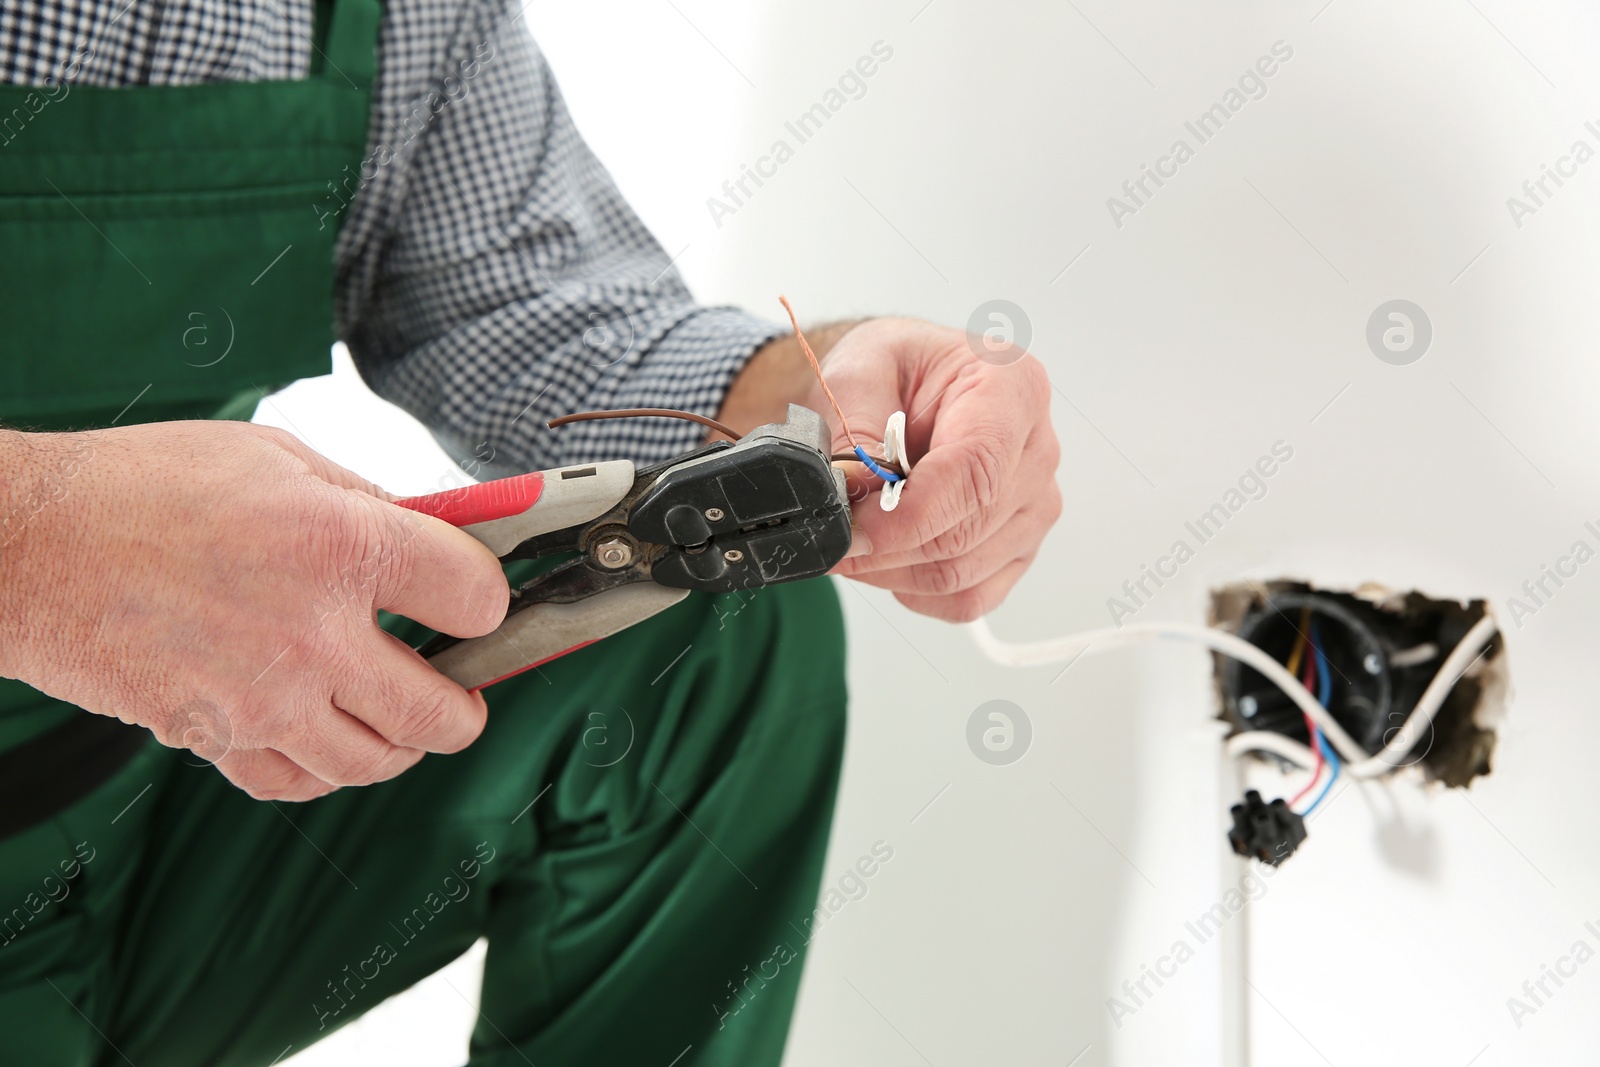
[1211,581,1508,789]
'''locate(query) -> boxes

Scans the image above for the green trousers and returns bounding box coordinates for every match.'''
[0,577,846,1066]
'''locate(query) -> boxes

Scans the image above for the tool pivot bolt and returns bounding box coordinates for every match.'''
[595,537,634,569]
[723,549,744,563]
[705,507,725,522]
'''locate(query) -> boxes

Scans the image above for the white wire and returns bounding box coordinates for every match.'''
[1387,642,1438,669]
[968,612,1501,780]
[1223,730,1317,768]
[1344,614,1498,778]
[1225,731,1325,810]
[967,618,1369,762]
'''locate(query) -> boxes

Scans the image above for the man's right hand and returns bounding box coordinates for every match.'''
[0,421,510,801]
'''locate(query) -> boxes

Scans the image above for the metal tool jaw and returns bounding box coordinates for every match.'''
[404,404,852,690]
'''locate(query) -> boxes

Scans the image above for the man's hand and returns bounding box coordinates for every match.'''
[720,315,1061,621]
[0,422,510,801]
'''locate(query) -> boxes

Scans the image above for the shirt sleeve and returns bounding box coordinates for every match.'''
[333,0,784,480]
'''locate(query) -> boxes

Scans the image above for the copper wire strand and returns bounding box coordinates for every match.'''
[778,294,864,450]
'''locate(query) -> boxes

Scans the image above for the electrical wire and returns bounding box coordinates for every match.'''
[778,295,902,485]
[1305,737,1341,814]
[1288,612,1325,809]
[1344,614,1498,778]
[968,611,1501,780]
[1388,642,1439,669]
[1289,747,1324,809]
[830,451,905,474]
[1288,742,1327,809]
[1269,611,1481,806]
[778,295,853,443]
[968,617,1370,761]
[1285,619,1308,677]
[1224,660,1333,780]
[1301,621,1340,814]
[545,408,905,474]
[1313,619,1332,709]
[550,406,902,473]
[853,448,904,484]
[548,407,742,442]
[1281,610,1335,808]
[547,308,908,478]
[1289,728,1323,804]
[1223,731,1318,767]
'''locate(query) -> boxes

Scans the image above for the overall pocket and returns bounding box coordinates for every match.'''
[0,180,337,426]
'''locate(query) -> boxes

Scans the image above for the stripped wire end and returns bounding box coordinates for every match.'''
[779,294,904,487]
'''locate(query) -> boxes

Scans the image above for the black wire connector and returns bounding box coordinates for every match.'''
[1227,789,1307,866]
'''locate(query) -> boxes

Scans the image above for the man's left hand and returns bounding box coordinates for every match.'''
[720,316,1061,622]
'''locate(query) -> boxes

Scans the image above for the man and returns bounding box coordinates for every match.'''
[0,1,1059,1063]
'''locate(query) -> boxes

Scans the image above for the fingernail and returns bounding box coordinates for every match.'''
[846,529,873,558]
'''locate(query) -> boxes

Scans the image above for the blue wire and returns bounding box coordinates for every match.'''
[1306,732,1340,814]
[1303,620,1340,814]
[1313,621,1332,708]
[854,445,902,484]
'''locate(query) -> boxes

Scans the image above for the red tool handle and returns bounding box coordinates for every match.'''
[394,460,648,691]
[395,472,545,527]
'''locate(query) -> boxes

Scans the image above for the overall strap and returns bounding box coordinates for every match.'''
[318,0,380,88]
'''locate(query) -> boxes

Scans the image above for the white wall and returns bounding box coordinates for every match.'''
[280,2,1600,1064]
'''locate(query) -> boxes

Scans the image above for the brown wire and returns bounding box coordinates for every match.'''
[550,300,908,478]
[831,451,905,476]
[548,407,742,442]
[548,408,902,474]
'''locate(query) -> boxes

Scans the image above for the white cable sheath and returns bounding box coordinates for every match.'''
[1386,642,1439,669]
[1223,730,1318,769]
[967,618,1370,762]
[1344,614,1498,778]
[968,613,1500,779]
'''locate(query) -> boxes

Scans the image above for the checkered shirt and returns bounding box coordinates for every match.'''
[1,0,783,475]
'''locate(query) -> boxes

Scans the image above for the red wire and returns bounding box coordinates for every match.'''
[1289,640,1324,808]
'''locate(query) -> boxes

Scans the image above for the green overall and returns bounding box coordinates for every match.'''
[0,2,848,1064]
